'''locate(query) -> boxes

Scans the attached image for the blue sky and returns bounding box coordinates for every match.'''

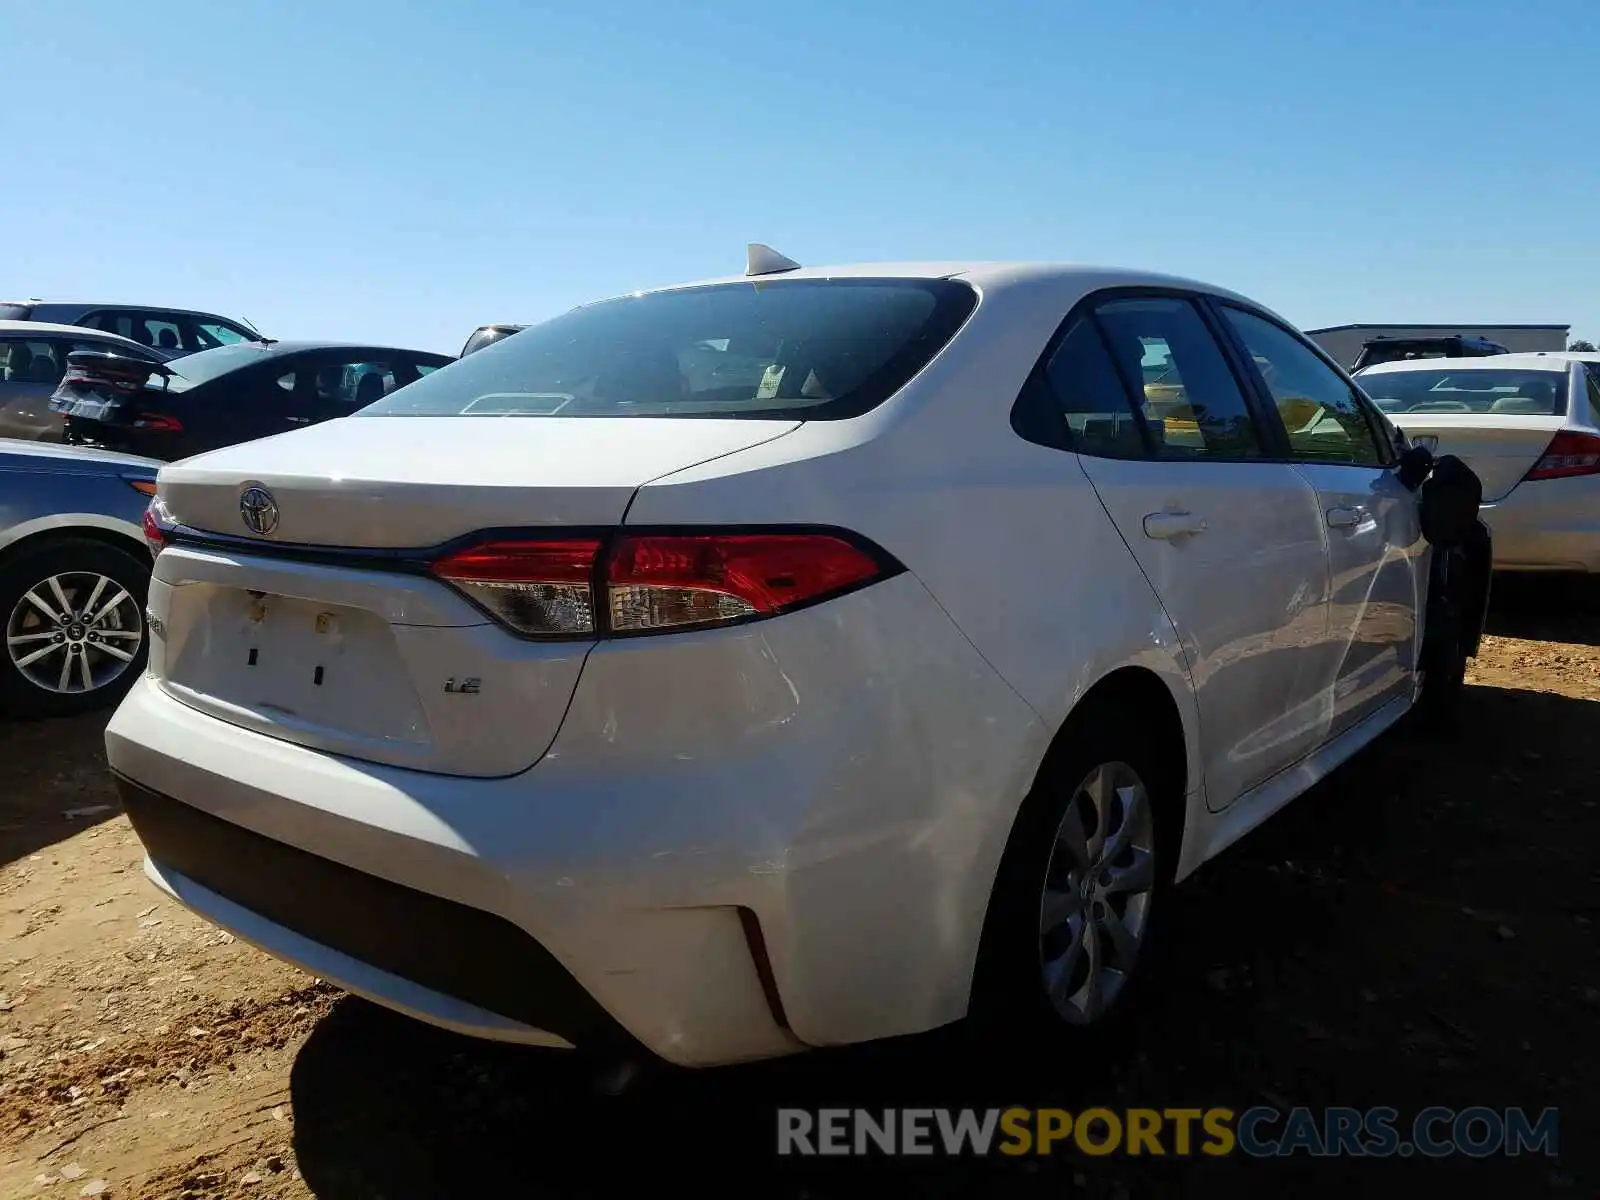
[3,0,1595,354]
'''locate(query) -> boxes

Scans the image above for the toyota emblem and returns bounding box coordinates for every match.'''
[239,485,279,536]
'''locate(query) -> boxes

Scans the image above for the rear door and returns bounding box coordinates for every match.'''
[166,362,313,456]
[1216,305,1425,738]
[1044,292,1332,809]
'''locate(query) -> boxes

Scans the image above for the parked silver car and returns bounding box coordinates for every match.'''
[0,321,172,442]
[0,440,157,717]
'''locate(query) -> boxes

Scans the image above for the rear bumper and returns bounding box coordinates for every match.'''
[119,775,616,1050]
[1482,475,1600,573]
[106,572,1048,1066]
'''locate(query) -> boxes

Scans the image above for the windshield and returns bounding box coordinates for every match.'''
[161,343,276,391]
[364,279,978,420]
[1358,368,1568,416]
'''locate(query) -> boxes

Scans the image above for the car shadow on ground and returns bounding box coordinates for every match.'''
[288,681,1598,1198]
[0,711,121,866]
[1484,575,1600,647]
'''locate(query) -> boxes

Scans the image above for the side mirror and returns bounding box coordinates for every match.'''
[1396,442,1434,491]
[1418,454,1483,549]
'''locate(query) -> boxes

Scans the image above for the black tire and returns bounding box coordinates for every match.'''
[971,706,1181,1050]
[1415,650,1467,729]
[0,538,150,719]
[1415,602,1469,731]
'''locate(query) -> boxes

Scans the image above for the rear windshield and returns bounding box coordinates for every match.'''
[1357,368,1568,416]
[161,343,275,390]
[362,279,978,420]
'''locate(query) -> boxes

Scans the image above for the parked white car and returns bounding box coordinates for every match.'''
[1357,353,1600,573]
[107,251,1490,1068]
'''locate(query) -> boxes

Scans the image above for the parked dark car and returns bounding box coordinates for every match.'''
[50,341,454,460]
[0,439,160,717]
[1352,334,1510,371]
[460,323,526,356]
[0,300,263,357]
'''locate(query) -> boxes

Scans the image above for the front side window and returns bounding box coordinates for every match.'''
[1221,307,1385,466]
[1357,368,1569,417]
[1091,297,1263,459]
[197,321,249,348]
[362,279,977,420]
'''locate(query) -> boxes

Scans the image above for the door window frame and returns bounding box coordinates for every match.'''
[1205,300,1399,468]
[1010,285,1293,463]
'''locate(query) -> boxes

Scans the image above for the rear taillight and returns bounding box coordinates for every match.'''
[1524,430,1600,481]
[431,538,604,637]
[142,497,172,557]
[429,530,896,639]
[132,413,184,432]
[606,533,885,634]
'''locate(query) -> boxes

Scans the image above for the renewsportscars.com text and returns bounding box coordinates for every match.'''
[776,1106,1559,1159]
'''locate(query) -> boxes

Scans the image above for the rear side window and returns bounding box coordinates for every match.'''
[1091,297,1263,459]
[1039,318,1147,457]
[1358,368,1568,416]
[362,279,978,420]
[1584,365,1600,426]
[0,339,65,385]
[80,310,247,353]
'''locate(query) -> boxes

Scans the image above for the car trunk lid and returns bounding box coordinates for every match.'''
[50,350,181,455]
[148,416,799,775]
[1388,414,1568,502]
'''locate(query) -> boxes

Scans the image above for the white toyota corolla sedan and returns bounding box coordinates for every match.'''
[108,250,1490,1067]
[1356,353,1600,574]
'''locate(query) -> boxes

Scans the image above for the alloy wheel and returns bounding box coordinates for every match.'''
[5,571,145,696]
[1037,760,1157,1024]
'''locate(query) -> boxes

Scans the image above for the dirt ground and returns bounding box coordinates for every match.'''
[1,581,1596,1199]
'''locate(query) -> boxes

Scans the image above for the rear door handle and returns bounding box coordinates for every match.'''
[1326,505,1366,529]
[1142,510,1207,540]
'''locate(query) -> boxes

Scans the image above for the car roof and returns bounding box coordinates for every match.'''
[12,300,233,316]
[1357,353,1574,376]
[0,319,151,349]
[178,340,452,360]
[593,260,1277,322]
[1520,350,1600,364]
[0,437,161,472]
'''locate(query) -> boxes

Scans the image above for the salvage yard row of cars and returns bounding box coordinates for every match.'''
[3,252,1598,1070]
